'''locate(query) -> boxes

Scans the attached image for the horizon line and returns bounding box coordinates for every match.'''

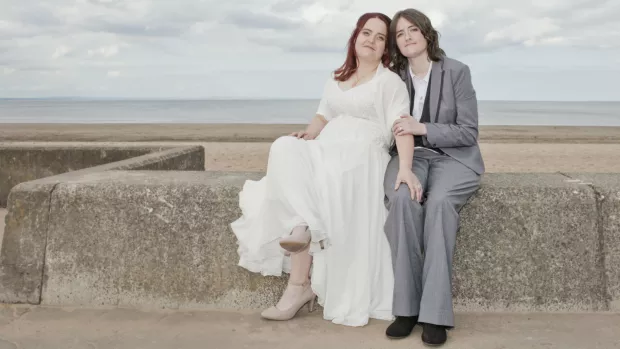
[2,97,620,103]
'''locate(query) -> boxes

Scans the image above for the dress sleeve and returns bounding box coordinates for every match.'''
[379,72,410,139]
[316,78,334,121]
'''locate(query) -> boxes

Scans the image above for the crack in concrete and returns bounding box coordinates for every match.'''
[12,308,30,322]
[94,310,110,320]
[0,337,19,349]
[1,307,32,330]
[154,313,172,324]
[38,183,61,305]
[558,172,611,310]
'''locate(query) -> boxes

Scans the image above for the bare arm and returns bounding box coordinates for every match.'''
[395,133,413,171]
[381,73,423,201]
[393,131,423,201]
[291,114,328,140]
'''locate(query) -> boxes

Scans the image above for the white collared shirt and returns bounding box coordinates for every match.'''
[409,62,432,121]
[408,62,440,153]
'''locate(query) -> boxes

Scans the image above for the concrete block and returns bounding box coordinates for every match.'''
[0,145,166,207]
[41,171,282,308]
[0,183,55,303]
[38,172,608,312]
[565,174,620,311]
[455,174,604,311]
[0,145,204,303]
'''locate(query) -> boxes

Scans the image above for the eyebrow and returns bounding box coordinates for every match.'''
[396,25,416,34]
[362,28,386,37]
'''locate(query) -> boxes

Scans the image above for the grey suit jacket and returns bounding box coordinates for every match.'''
[398,56,485,175]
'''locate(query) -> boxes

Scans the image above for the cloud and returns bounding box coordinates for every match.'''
[253,35,345,53]
[224,10,304,30]
[85,19,187,37]
[255,0,620,53]
[270,0,318,13]
[87,45,120,58]
[52,45,72,59]
[0,0,619,99]
[484,18,560,44]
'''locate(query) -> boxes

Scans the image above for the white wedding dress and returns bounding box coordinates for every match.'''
[231,63,410,327]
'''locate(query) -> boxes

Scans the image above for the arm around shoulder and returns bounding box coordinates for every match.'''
[424,63,479,148]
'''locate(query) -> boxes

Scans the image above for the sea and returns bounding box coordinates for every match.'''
[1,99,620,126]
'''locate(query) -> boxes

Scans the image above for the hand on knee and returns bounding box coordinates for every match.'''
[389,187,422,211]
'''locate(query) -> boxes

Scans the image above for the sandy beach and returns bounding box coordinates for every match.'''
[2,124,620,173]
[3,140,620,173]
[2,124,620,143]
[200,142,620,173]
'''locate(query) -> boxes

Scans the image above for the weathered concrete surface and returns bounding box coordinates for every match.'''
[37,171,607,312]
[0,146,205,304]
[0,144,166,207]
[0,209,6,254]
[0,184,55,304]
[0,305,619,349]
[564,174,620,311]
[42,171,276,309]
[107,145,205,171]
[455,174,604,312]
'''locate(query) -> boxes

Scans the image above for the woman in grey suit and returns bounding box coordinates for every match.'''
[382,8,485,346]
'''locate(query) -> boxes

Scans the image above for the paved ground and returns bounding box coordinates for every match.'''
[0,305,619,349]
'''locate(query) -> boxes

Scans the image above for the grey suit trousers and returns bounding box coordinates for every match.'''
[383,148,480,327]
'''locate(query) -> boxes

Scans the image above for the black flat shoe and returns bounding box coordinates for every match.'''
[386,316,418,339]
[421,323,447,346]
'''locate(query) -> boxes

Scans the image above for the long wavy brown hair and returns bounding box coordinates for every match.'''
[334,12,392,82]
[389,9,446,73]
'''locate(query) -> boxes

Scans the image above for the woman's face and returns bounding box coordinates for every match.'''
[395,17,428,59]
[354,17,388,63]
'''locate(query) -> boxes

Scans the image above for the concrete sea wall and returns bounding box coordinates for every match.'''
[0,145,205,303]
[1,168,617,312]
[0,144,175,207]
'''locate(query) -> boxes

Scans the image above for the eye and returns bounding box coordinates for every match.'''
[396,32,403,38]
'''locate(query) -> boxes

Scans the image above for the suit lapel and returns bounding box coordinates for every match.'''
[429,59,444,123]
[399,67,415,115]
[399,67,411,95]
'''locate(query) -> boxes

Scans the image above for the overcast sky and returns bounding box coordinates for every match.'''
[1,0,619,100]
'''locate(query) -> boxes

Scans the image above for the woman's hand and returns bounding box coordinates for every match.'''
[393,115,427,136]
[290,115,327,140]
[290,130,317,140]
[290,130,307,138]
[394,168,423,202]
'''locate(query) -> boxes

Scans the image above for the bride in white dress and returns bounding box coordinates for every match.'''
[231,12,421,327]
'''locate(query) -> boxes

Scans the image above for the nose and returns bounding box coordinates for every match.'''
[404,31,412,40]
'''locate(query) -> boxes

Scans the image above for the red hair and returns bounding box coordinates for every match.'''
[334,12,392,82]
